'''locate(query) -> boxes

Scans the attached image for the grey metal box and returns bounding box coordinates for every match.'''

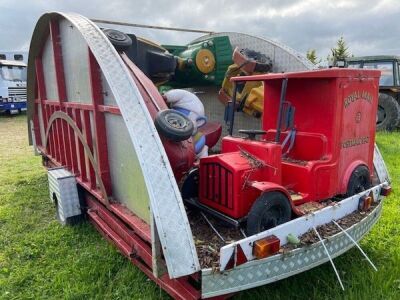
[48,167,81,224]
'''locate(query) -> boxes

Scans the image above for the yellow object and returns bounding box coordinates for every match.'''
[243,84,264,117]
[220,64,264,117]
[195,49,216,74]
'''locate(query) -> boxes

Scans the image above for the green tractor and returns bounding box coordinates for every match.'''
[345,55,400,131]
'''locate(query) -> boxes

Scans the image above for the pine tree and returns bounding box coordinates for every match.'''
[330,36,351,64]
[306,49,321,65]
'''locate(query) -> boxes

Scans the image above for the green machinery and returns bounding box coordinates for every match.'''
[163,36,233,86]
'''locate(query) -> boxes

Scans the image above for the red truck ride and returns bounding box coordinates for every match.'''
[185,69,380,234]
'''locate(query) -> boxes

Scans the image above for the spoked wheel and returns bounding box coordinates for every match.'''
[155,109,194,142]
[246,192,291,235]
[346,165,371,197]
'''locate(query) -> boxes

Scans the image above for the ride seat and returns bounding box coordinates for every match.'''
[265,130,327,162]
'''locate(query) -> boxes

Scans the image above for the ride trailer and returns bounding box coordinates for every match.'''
[27,12,391,299]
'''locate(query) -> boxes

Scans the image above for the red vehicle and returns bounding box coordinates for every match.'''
[191,69,380,234]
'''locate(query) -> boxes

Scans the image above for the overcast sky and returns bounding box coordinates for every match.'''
[0,0,399,61]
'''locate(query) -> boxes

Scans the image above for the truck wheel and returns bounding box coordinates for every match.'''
[102,29,132,51]
[155,109,194,142]
[346,165,371,197]
[246,192,291,235]
[376,93,400,131]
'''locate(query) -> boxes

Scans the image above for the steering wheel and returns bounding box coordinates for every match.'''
[238,129,266,140]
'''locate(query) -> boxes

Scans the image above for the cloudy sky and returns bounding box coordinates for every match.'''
[0,0,399,61]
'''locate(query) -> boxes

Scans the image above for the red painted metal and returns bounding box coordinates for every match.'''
[74,109,87,181]
[85,193,201,300]
[32,24,206,299]
[66,107,78,174]
[82,110,95,189]
[121,53,196,182]
[49,19,67,102]
[199,69,380,220]
[97,105,121,115]
[88,50,112,195]
[86,196,153,267]
[109,204,151,242]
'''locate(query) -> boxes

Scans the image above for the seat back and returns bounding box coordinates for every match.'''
[265,130,327,161]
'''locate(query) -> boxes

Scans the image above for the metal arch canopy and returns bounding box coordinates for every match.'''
[192,32,314,72]
[27,12,200,278]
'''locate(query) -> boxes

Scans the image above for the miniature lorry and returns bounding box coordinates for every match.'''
[27,12,391,299]
[193,69,379,234]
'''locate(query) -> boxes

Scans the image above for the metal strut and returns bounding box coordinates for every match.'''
[201,212,225,242]
[313,226,345,291]
[332,220,378,272]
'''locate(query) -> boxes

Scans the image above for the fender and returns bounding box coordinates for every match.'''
[339,160,369,194]
[249,181,302,216]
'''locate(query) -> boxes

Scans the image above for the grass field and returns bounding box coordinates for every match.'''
[0,114,399,299]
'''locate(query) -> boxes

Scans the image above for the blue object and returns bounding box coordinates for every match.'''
[0,102,26,111]
[194,135,206,153]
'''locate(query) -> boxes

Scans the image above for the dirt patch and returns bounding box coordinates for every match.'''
[188,211,243,269]
[282,204,376,251]
[190,202,377,267]
[282,157,308,166]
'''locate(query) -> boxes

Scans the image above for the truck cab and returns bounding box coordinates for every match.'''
[197,69,380,234]
[0,59,27,114]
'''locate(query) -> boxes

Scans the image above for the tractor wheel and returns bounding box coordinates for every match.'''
[154,109,194,142]
[346,165,371,197]
[246,192,291,235]
[102,29,132,51]
[376,93,400,131]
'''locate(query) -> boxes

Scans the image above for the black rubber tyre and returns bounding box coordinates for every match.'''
[102,29,132,51]
[246,192,291,235]
[346,165,371,197]
[155,109,194,142]
[376,93,400,131]
[240,48,273,72]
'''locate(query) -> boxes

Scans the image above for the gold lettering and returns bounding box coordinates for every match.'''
[342,136,369,148]
[344,90,372,109]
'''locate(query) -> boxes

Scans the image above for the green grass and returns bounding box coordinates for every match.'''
[0,114,399,299]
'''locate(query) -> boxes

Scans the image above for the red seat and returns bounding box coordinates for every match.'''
[198,121,222,149]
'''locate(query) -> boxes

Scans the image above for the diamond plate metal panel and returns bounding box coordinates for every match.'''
[46,12,199,277]
[202,202,383,298]
[373,144,390,183]
[48,168,81,223]
[192,32,314,72]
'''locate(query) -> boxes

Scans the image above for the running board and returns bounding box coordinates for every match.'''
[184,198,242,228]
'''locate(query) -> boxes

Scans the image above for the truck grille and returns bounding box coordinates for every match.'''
[8,87,27,101]
[201,163,234,209]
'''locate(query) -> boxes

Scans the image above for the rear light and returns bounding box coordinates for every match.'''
[358,195,372,211]
[380,185,392,196]
[253,235,280,259]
